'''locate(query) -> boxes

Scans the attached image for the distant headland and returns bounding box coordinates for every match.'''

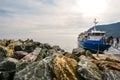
[88,22,120,38]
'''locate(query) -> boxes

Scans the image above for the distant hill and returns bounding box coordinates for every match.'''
[87,22,120,38]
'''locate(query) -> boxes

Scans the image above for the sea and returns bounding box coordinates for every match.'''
[0,28,81,52]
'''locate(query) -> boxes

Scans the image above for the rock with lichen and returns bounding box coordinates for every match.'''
[12,51,29,60]
[14,41,40,53]
[0,40,6,46]
[14,54,55,80]
[20,53,37,63]
[52,54,79,80]
[0,46,7,58]
[102,69,120,80]
[77,55,103,80]
[36,48,61,61]
[72,47,86,57]
[0,59,16,80]
[92,57,120,80]
[63,52,80,62]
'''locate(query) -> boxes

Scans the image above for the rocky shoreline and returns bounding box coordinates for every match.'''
[0,39,120,80]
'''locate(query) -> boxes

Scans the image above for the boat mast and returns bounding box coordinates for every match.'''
[93,18,98,31]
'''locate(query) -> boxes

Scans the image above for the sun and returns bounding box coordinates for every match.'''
[76,0,107,17]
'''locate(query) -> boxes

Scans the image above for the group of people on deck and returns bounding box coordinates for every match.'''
[105,36,119,49]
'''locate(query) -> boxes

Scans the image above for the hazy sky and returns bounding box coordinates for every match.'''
[0,0,120,51]
[0,0,120,31]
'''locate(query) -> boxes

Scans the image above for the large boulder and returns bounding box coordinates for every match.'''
[32,47,41,56]
[20,53,37,63]
[14,55,55,80]
[0,71,15,80]
[14,42,38,53]
[16,62,29,72]
[92,57,120,80]
[102,69,120,80]
[0,46,7,58]
[0,59,16,71]
[36,49,57,61]
[4,57,19,64]
[39,43,52,49]
[77,55,102,80]
[13,51,29,60]
[72,47,86,57]
[3,40,22,56]
[6,49,14,57]
[16,47,41,61]
[52,45,61,51]
[0,59,16,80]
[36,48,48,61]
[22,43,35,53]
[52,54,78,80]
[64,52,80,62]
[0,40,6,46]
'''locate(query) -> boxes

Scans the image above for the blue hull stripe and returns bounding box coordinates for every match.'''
[79,40,111,52]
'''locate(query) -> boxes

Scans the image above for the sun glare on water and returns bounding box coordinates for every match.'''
[77,0,107,17]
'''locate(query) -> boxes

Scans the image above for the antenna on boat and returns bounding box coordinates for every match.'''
[93,18,98,31]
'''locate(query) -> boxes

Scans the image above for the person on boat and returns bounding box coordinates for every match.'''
[115,37,119,48]
[106,36,114,45]
[110,36,114,45]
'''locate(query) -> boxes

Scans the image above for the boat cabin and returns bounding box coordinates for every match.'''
[88,30,105,40]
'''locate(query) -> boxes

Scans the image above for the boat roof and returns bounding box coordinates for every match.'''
[90,30,105,33]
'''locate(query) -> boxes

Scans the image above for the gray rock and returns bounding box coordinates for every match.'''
[64,52,80,62]
[36,49,57,61]
[32,42,41,47]
[85,50,96,60]
[41,43,52,49]
[102,69,120,80]
[32,47,41,56]
[20,53,37,63]
[0,71,15,80]
[53,45,65,54]
[0,60,16,71]
[36,49,48,61]
[52,45,61,51]
[14,55,55,80]
[16,62,29,72]
[77,55,102,80]
[0,46,7,58]
[0,59,16,80]
[22,43,36,53]
[92,57,120,80]
[14,42,40,53]
[4,57,19,64]
[13,51,29,60]
[72,47,86,57]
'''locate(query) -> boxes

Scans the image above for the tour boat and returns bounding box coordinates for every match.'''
[78,19,111,53]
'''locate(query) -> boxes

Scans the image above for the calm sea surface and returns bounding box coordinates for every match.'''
[0,28,85,52]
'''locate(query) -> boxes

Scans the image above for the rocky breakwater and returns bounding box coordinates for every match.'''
[0,39,120,80]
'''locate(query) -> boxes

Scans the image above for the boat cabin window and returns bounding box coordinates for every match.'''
[88,33,105,36]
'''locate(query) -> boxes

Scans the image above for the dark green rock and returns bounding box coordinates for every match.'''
[0,46,7,58]
[14,56,54,80]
